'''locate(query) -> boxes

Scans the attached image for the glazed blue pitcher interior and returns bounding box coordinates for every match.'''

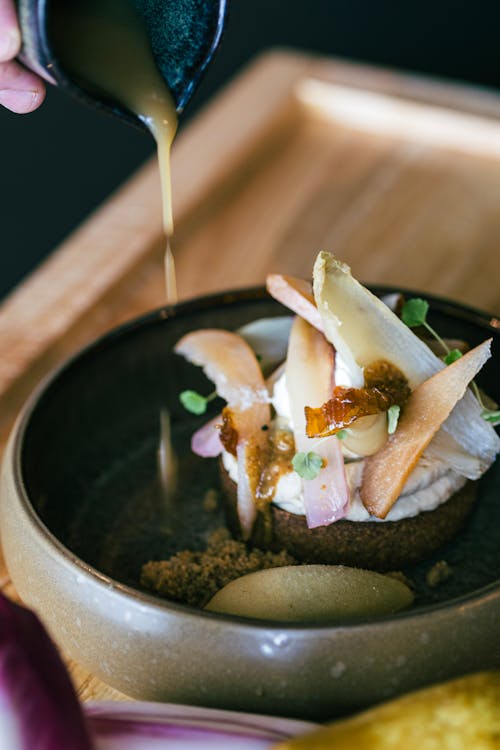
[16,0,227,125]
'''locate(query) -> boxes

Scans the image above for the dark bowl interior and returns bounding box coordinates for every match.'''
[21,288,500,612]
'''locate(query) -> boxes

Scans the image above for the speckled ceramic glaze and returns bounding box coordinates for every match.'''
[1,289,499,720]
[15,0,227,121]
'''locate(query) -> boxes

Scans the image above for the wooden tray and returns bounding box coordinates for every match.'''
[1,50,499,702]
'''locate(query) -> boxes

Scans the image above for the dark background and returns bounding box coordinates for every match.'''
[1,0,499,299]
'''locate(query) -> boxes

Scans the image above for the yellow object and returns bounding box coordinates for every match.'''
[273,672,500,750]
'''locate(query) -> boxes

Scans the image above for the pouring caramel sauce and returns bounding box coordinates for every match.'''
[50,0,178,303]
[51,0,182,492]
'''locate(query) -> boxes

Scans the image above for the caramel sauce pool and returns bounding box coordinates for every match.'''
[50,0,178,303]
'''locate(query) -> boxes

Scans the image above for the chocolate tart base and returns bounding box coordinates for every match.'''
[221,467,477,571]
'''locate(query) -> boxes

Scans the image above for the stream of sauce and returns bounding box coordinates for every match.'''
[51,0,180,493]
[50,0,178,303]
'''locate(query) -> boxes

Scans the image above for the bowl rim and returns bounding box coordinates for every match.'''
[8,284,500,632]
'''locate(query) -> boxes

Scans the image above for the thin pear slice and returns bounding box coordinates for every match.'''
[362,339,492,518]
[265,278,409,336]
[286,316,349,527]
[313,252,443,386]
[266,274,324,333]
[175,330,269,409]
[175,330,270,536]
[189,363,286,460]
[313,251,499,473]
[205,565,414,622]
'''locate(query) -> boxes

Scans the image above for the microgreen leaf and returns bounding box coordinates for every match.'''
[481,408,500,426]
[401,298,429,328]
[444,349,463,365]
[402,297,496,426]
[336,429,347,440]
[292,451,323,480]
[402,297,451,356]
[179,390,209,415]
[387,404,401,435]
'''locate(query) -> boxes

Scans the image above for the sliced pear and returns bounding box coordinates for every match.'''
[313,252,445,386]
[274,672,500,750]
[205,565,414,622]
[175,330,270,536]
[362,338,493,518]
[190,362,287,459]
[285,316,349,527]
[313,251,499,473]
[175,329,269,410]
[266,274,324,333]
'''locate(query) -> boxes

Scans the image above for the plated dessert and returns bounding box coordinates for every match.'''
[3,268,499,709]
[142,251,499,617]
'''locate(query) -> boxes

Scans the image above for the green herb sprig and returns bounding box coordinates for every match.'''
[401,298,499,426]
[179,389,217,415]
[387,404,401,435]
[292,451,323,480]
[482,409,500,424]
[443,348,463,365]
[402,299,449,352]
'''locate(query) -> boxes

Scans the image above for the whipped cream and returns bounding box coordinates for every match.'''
[223,369,466,523]
[222,442,466,523]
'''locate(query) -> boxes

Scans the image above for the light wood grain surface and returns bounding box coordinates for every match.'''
[0,50,499,702]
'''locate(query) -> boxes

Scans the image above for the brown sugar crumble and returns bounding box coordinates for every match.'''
[425,559,453,588]
[140,527,296,608]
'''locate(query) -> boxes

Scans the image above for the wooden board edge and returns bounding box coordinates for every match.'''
[305,52,500,119]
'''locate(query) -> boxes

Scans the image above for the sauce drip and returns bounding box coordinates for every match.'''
[51,0,180,495]
[164,238,178,304]
[50,0,178,302]
[255,429,295,510]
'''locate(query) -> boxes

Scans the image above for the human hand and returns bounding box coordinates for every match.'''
[0,0,45,112]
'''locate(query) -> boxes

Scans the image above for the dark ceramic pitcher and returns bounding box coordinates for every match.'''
[15,0,227,125]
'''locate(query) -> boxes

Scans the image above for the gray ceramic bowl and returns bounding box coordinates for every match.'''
[1,288,499,720]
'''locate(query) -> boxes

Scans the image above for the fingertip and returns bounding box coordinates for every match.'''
[0,82,45,113]
[0,58,46,113]
[0,27,21,61]
[29,81,46,111]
